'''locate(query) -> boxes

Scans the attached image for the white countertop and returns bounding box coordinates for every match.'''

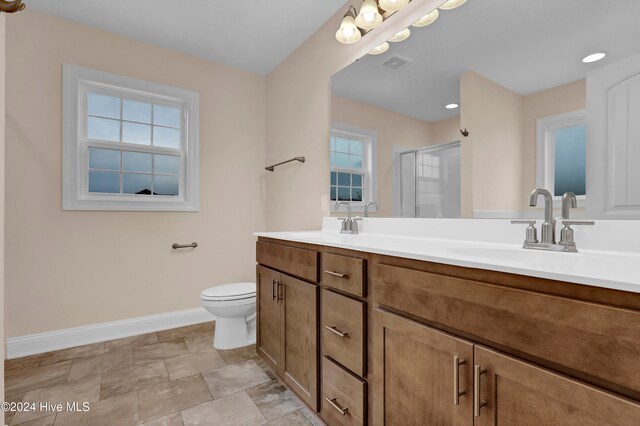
[255,218,640,294]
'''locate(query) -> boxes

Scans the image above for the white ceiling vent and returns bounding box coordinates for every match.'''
[380,54,413,71]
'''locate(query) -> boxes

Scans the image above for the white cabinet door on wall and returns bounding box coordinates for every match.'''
[587,53,640,218]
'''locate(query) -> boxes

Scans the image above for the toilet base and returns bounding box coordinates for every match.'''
[213,316,256,350]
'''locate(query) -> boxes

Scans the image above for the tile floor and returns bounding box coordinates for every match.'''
[4,322,325,426]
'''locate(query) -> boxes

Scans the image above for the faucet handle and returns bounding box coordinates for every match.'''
[561,220,595,226]
[511,220,538,244]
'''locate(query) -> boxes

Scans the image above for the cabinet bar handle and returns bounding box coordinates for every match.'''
[474,365,486,417]
[324,270,349,279]
[271,279,277,301]
[325,397,349,416]
[276,281,284,302]
[453,356,466,405]
[324,325,349,338]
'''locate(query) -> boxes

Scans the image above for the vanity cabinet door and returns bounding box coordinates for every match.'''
[281,273,319,411]
[256,266,284,376]
[473,345,640,426]
[373,308,474,426]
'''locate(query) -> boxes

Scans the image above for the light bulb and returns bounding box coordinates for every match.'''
[335,10,361,44]
[355,0,383,30]
[380,0,409,13]
[413,9,439,27]
[388,28,410,43]
[369,42,390,55]
[439,0,467,10]
[582,52,606,63]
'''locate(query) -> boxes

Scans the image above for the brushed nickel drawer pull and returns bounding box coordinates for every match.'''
[324,325,349,338]
[474,365,487,417]
[453,356,466,405]
[325,397,349,416]
[324,270,349,279]
[271,279,277,301]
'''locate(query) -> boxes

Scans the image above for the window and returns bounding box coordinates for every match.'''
[63,64,199,211]
[330,125,376,210]
[536,109,587,207]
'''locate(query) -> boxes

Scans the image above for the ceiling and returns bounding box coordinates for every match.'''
[25,0,347,75]
[332,0,640,122]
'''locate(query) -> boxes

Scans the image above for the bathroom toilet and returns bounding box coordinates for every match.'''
[200,282,256,350]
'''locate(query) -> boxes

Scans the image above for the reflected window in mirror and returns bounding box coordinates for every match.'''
[330,126,376,210]
[536,109,587,207]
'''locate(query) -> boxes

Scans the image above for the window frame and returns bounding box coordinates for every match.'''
[536,109,587,208]
[63,64,199,211]
[330,123,377,211]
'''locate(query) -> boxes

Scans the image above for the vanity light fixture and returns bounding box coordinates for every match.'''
[412,9,439,27]
[336,6,362,44]
[439,0,467,10]
[445,103,459,109]
[369,42,390,55]
[355,0,383,30]
[379,0,410,13]
[388,28,411,43]
[582,52,606,63]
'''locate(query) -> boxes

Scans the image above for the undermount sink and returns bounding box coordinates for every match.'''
[446,246,621,268]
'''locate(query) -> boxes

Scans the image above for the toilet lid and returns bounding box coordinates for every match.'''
[201,282,256,301]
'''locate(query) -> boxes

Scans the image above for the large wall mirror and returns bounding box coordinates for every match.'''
[330,0,640,219]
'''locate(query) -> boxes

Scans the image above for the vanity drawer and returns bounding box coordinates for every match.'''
[322,289,366,376]
[256,241,319,282]
[373,262,640,394]
[322,253,366,296]
[322,357,366,426]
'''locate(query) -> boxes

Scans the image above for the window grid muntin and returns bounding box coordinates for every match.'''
[330,130,370,203]
[81,83,187,199]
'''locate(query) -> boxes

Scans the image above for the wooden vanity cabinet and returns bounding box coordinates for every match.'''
[257,237,640,425]
[256,246,319,410]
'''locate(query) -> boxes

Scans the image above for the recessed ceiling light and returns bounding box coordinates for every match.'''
[582,52,606,63]
[445,103,459,109]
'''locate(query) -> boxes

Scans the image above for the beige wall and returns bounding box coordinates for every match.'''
[521,80,586,211]
[265,0,446,230]
[331,96,432,216]
[1,12,6,396]
[460,72,523,215]
[5,10,267,337]
[432,116,461,146]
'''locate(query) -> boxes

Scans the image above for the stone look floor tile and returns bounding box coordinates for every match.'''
[105,332,158,353]
[67,348,133,382]
[15,413,57,426]
[164,349,225,380]
[156,324,206,343]
[53,392,139,426]
[141,412,184,426]
[180,392,267,426]
[203,359,271,398]
[5,361,72,397]
[5,392,25,425]
[217,344,260,365]
[137,374,212,422]
[13,375,101,424]
[299,407,326,426]
[183,332,214,354]
[100,360,169,399]
[37,343,106,366]
[247,380,303,421]
[268,410,312,426]
[253,356,278,381]
[5,354,45,374]
[133,340,190,365]
[199,321,215,333]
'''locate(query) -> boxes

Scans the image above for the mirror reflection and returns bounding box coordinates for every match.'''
[330,0,640,218]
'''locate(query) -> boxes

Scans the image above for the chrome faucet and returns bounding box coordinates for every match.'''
[529,188,555,244]
[364,202,379,218]
[335,201,361,234]
[512,189,594,252]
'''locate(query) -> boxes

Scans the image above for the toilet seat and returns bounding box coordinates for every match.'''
[200,282,256,302]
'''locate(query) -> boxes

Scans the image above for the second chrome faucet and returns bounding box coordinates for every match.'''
[512,188,594,252]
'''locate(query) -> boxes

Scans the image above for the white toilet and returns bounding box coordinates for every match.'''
[200,282,256,350]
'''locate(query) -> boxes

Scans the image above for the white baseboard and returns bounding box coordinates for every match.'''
[7,307,214,359]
